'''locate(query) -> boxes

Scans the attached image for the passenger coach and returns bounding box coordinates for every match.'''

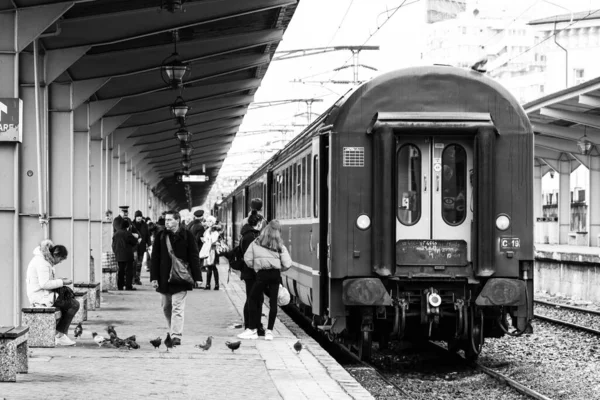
[218,66,534,360]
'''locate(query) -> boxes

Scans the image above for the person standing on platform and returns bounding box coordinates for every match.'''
[112,205,139,236]
[187,210,206,287]
[242,198,266,228]
[239,220,292,341]
[112,219,138,291]
[150,210,202,345]
[200,216,221,290]
[132,210,151,285]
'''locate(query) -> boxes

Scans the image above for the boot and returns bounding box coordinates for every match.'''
[205,267,212,289]
[134,262,142,285]
[213,267,219,290]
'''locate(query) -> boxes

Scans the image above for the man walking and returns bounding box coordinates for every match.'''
[186,209,205,287]
[132,210,151,285]
[150,210,202,345]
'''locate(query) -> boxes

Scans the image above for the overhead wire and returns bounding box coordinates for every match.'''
[480,0,541,47]
[488,8,600,72]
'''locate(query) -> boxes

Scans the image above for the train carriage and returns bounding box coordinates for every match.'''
[217,66,534,360]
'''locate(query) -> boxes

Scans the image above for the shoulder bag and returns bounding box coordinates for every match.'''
[166,235,195,286]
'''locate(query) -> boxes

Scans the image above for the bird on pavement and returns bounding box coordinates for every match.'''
[74,322,83,339]
[225,341,241,353]
[150,337,162,349]
[92,332,106,347]
[124,336,140,349]
[195,336,213,351]
[106,325,117,337]
[164,333,174,352]
[293,340,303,354]
[124,335,136,342]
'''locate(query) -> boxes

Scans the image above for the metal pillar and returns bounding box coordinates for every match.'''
[111,137,119,211]
[120,156,128,207]
[73,104,90,283]
[90,122,103,282]
[48,82,75,279]
[558,157,571,244]
[590,154,600,247]
[534,164,543,243]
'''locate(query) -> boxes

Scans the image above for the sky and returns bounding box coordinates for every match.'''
[205,0,600,204]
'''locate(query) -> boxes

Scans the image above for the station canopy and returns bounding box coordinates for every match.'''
[525,77,600,174]
[5,0,298,209]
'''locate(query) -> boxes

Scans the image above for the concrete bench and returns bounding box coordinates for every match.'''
[21,308,61,348]
[72,291,88,324]
[74,282,101,310]
[102,267,118,292]
[0,326,29,381]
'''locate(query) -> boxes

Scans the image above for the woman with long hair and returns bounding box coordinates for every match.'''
[238,220,291,341]
[26,240,80,346]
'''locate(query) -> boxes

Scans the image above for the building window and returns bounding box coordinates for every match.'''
[574,68,585,85]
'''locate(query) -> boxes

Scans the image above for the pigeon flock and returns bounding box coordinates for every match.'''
[76,323,305,355]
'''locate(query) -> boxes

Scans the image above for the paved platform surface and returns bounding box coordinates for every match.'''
[1,264,373,400]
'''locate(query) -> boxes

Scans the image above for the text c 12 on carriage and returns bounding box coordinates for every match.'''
[0,98,23,143]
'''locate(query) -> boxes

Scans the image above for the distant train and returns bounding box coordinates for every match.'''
[216,66,534,360]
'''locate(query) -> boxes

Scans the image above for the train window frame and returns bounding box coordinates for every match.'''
[297,162,302,219]
[441,143,467,227]
[302,157,307,218]
[396,143,422,227]
[313,155,319,218]
[306,155,311,218]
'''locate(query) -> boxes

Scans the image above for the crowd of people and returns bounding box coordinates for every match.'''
[25,197,292,346]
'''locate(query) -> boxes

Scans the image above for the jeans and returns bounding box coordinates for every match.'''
[206,265,219,287]
[244,279,264,330]
[249,269,281,330]
[161,291,187,337]
[55,298,80,335]
[117,261,134,289]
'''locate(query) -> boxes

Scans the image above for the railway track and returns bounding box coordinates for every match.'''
[534,300,600,336]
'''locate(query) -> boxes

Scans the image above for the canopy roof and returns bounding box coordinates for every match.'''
[5,0,298,209]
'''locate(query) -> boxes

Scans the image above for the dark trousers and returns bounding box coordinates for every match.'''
[244,279,264,330]
[249,269,281,330]
[117,261,134,289]
[206,265,219,287]
[135,248,145,283]
[55,298,80,335]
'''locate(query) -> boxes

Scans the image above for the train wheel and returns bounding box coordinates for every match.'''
[358,331,373,361]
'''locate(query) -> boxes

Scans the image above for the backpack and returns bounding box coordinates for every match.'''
[229,244,245,271]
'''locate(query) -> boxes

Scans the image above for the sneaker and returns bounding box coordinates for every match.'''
[55,335,76,346]
[237,329,258,340]
[171,337,181,346]
[265,330,273,341]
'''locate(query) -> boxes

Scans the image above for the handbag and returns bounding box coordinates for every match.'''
[165,235,195,286]
[229,245,246,271]
[277,284,291,307]
[53,286,75,308]
[199,241,211,259]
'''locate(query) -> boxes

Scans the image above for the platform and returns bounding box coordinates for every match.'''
[1,263,372,400]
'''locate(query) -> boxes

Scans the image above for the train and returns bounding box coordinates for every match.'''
[215,66,534,360]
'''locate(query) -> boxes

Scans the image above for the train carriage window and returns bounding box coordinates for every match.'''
[302,157,307,218]
[397,144,422,226]
[297,163,302,219]
[306,155,311,218]
[286,167,291,219]
[313,155,319,217]
[441,144,467,226]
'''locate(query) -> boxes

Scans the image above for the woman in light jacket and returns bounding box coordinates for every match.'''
[26,240,79,346]
[238,220,292,341]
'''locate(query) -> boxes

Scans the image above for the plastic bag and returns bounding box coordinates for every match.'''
[277,284,291,307]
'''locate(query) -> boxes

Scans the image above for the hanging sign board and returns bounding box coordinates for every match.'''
[0,98,23,142]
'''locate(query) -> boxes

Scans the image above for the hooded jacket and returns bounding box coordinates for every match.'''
[26,240,65,307]
[244,240,292,273]
[239,224,261,281]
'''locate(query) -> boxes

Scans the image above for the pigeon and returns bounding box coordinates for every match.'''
[293,340,302,354]
[150,337,162,349]
[92,332,106,347]
[225,341,241,353]
[164,333,174,352]
[124,336,139,349]
[106,325,117,337]
[124,335,136,342]
[195,336,213,351]
[74,322,83,339]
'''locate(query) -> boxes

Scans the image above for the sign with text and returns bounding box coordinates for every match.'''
[176,174,209,183]
[0,98,22,142]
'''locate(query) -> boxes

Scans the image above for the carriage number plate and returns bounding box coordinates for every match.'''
[500,238,520,250]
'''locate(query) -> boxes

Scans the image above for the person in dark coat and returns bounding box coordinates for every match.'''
[132,210,151,285]
[239,211,265,335]
[112,219,138,290]
[150,210,202,345]
[187,209,206,249]
[112,205,140,236]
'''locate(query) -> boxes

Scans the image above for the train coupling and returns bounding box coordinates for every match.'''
[425,287,442,316]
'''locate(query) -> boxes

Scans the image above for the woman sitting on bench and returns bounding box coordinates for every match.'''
[26,240,80,346]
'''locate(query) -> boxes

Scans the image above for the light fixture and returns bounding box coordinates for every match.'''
[182,168,191,175]
[202,163,206,174]
[171,96,190,123]
[180,142,193,156]
[181,159,192,169]
[175,127,191,142]
[161,30,190,89]
[160,0,186,13]
[577,127,593,155]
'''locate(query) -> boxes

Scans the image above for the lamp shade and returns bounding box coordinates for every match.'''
[180,143,193,156]
[577,138,593,155]
[175,127,191,142]
[161,53,190,89]
[181,159,192,169]
[171,96,190,119]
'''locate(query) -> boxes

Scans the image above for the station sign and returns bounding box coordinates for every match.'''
[0,98,23,142]
[175,173,209,183]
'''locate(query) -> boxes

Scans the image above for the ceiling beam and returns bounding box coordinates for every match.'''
[540,107,600,130]
[578,94,600,108]
[524,78,600,113]
[532,122,600,143]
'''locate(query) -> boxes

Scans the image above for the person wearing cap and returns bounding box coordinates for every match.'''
[132,210,151,285]
[112,206,140,237]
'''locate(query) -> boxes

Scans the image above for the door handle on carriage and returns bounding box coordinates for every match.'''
[424,175,427,192]
[436,174,440,192]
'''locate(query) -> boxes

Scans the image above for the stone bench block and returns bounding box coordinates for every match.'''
[21,308,59,348]
[102,268,118,292]
[72,292,88,324]
[74,282,101,311]
[0,326,29,381]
